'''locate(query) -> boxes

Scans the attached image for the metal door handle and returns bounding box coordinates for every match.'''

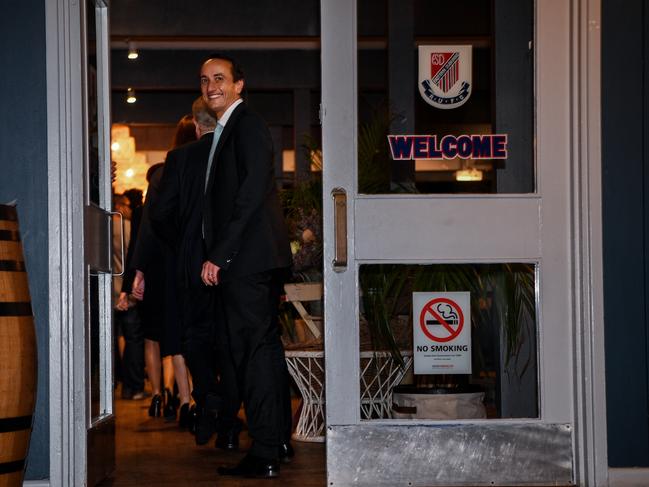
[332,188,347,270]
[110,211,125,277]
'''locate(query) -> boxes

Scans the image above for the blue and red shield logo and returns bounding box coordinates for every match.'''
[419,45,472,110]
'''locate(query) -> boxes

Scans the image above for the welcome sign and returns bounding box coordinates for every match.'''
[388,134,508,160]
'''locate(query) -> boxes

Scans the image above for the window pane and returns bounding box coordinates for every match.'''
[359,263,538,420]
[357,0,534,194]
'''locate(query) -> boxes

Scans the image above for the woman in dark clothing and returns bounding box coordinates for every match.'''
[130,116,196,424]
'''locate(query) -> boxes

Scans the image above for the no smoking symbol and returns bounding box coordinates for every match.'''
[419,297,464,343]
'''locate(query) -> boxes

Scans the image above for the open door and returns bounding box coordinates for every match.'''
[321,0,601,485]
[83,0,115,484]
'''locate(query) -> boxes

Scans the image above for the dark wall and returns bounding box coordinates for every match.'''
[0,0,49,480]
[602,0,649,468]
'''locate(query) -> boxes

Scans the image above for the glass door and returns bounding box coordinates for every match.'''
[322,0,575,484]
[83,0,115,484]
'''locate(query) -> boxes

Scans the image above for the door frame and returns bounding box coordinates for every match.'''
[42,0,607,484]
[320,0,607,485]
[570,0,608,484]
[46,0,87,483]
[46,0,113,485]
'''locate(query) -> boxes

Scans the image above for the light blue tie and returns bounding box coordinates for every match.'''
[204,124,224,192]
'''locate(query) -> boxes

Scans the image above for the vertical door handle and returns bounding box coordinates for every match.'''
[109,211,125,277]
[332,188,347,270]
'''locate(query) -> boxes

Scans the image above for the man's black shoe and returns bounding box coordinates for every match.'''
[187,404,198,435]
[215,426,240,451]
[194,394,222,445]
[195,408,217,445]
[279,442,295,464]
[217,453,279,478]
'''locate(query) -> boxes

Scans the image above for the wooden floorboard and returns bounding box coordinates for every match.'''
[98,391,326,486]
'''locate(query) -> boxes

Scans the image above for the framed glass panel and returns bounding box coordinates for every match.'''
[357,0,534,194]
[85,0,101,205]
[358,263,538,420]
[89,274,101,420]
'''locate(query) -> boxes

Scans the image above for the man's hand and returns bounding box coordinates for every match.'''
[201,261,220,286]
[115,292,130,311]
[132,270,146,300]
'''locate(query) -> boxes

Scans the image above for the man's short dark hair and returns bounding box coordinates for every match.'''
[202,52,244,82]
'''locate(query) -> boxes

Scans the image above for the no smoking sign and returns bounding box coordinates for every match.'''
[419,297,465,343]
[413,292,472,375]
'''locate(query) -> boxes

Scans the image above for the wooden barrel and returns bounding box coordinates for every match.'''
[0,205,36,487]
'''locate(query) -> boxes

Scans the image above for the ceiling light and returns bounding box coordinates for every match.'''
[125,168,135,178]
[126,88,137,104]
[111,141,120,151]
[127,41,138,60]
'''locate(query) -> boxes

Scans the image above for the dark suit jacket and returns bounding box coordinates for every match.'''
[130,166,176,329]
[203,102,291,282]
[149,133,214,289]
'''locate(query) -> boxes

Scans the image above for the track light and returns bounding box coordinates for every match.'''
[127,41,138,60]
[126,87,137,104]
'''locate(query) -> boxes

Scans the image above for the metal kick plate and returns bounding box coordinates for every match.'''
[327,423,573,486]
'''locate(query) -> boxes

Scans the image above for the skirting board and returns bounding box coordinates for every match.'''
[609,468,649,487]
[23,481,50,487]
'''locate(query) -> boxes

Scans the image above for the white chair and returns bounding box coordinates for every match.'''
[283,282,323,341]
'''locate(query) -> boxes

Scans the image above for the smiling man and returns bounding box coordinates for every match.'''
[199,54,294,479]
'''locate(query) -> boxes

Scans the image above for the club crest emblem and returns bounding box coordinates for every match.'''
[419,45,472,110]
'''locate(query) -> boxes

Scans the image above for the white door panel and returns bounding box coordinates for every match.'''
[321,0,584,484]
[355,197,541,260]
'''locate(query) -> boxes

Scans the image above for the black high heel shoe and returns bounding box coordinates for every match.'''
[148,394,163,417]
[163,388,177,421]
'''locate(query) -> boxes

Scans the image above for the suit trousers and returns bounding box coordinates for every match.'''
[216,270,292,460]
[180,285,219,406]
[117,306,144,393]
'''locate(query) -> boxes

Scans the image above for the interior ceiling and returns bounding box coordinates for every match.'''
[108,0,496,182]
[109,0,334,124]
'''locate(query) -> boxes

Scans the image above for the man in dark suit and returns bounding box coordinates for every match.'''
[144,98,223,441]
[199,53,293,479]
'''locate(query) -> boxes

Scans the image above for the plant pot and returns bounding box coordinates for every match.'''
[391,384,486,420]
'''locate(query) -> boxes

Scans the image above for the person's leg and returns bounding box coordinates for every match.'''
[220,271,290,462]
[145,338,162,416]
[213,290,242,435]
[120,307,145,397]
[114,311,125,391]
[172,354,192,406]
[145,339,162,394]
[172,353,193,428]
[181,286,218,405]
[118,336,125,359]
[181,285,221,443]
[162,355,177,420]
[162,355,175,391]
